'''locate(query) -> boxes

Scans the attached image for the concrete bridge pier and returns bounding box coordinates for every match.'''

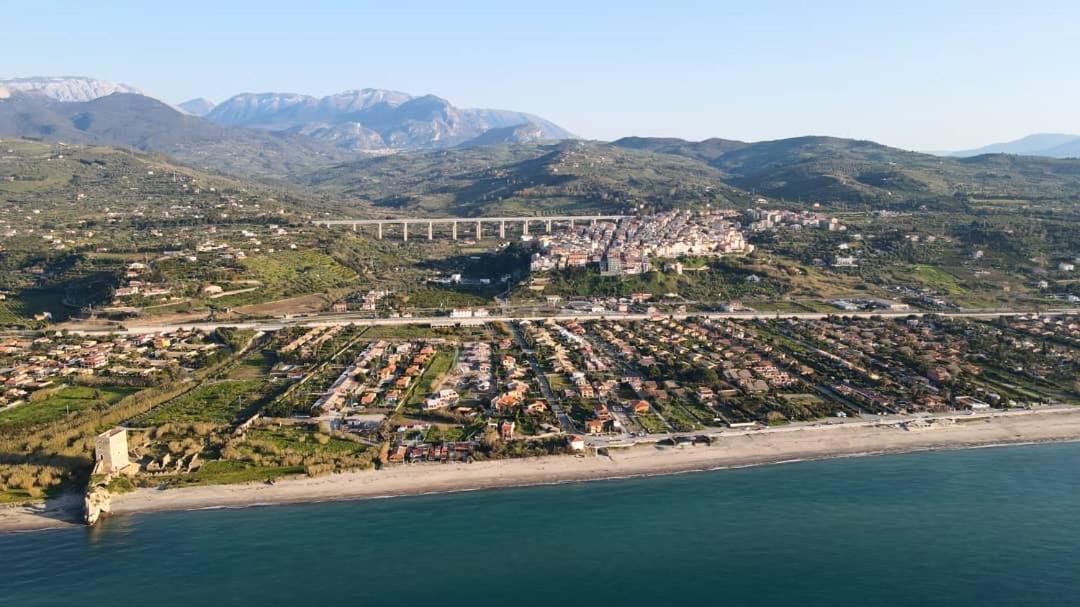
[546,219,552,234]
[499,220,506,239]
[522,220,529,236]
[377,223,383,240]
[427,221,433,241]
[475,221,482,240]
[403,222,408,242]
[352,223,357,232]
[452,222,458,240]
[569,218,575,229]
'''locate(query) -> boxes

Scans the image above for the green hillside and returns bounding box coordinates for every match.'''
[0,93,357,179]
[616,136,1080,207]
[306,140,756,216]
[0,139,337,227]
[306,136,1080,217]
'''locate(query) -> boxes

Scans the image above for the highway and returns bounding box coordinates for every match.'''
[68,307,1080,336]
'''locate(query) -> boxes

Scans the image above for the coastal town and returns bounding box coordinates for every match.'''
[0,330,224,410]
[3,126,1080,540]
[3,180,1080,533]
[3,311,1078,524]
[8,7,1080,605]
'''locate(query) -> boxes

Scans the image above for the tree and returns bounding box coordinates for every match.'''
[480,427,500,450]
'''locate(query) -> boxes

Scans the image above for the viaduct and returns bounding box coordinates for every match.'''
[315,215,628,241]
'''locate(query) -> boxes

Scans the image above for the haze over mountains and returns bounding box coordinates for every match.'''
[944,134,1080,159]
[612,136,1080,204]
[178,98,216,117]
[0,89,355,177]
[0,76,141,102]
[2,75,1080,217]
[204,89,574,152]
[306,136,1080,216]
[0,75,579,178]
[1,76,573,151]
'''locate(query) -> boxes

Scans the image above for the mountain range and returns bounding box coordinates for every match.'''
[306,136,1080,215]
[305,139,754,216]
[2,76,1080,216]
[204,89,574,151]
[613,136,1080,204]
[945,134,1080,159]
[178,97,216,117]
[0,76,576,176]
[0,76,574,156]
[0,90,354,177]
[0,76,141,102]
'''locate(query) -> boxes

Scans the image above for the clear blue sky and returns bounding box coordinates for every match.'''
[6,0,1079,150]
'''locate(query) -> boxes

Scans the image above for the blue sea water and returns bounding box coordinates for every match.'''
[2,443,1080,606]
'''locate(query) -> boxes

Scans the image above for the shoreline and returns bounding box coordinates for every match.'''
[5,408,1080,533]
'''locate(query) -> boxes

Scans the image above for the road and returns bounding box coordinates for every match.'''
[583,324,671,433]
[509,321,576,434]
[582,404,1080,449]
[61,307,1080,336]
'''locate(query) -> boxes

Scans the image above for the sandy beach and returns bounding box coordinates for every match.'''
[5,408,1080,533]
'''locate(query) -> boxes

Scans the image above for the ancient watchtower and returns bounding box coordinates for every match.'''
[94,427,130,474]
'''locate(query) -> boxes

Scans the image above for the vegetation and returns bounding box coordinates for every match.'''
[0,385,139,433]
[306,141,756,215]
[4,104,1080,507]
[405,348,458,406]
[139,379,273,425]
[616,135,1080,208]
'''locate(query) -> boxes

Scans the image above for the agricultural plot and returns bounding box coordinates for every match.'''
[240,425,371,459]
[140,379,272,425]
[0,290,71,326]
[405,348,458,406]
[227,349,276,380]
[160,459,304,487]
[0,385,139,433]
[233,251,356,299]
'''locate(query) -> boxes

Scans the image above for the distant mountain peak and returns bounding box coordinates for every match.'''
[205,87,574,152]
[457,122,547,148]
[0,76,142,102]
[945,133,1080,159]
[178,97,216,117]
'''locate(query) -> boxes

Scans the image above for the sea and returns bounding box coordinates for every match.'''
[2,442,1080,606]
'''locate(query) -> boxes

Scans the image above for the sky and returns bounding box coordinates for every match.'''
[5,0,1080,151]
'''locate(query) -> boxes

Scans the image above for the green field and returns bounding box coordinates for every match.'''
[396,288,490,309]
[362,324,491,340]
[157,459,304,487]
[211,250,357,307]
[140,380,267,425]
[635,414,668,434]
[227,349,275,380]
[362,325,441,339]
[424,424,472,443]
[546,373,571,392]
[896,264,966,295]
[0,385,139,432]
[406,348,458,406]
[242,425,368,457]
